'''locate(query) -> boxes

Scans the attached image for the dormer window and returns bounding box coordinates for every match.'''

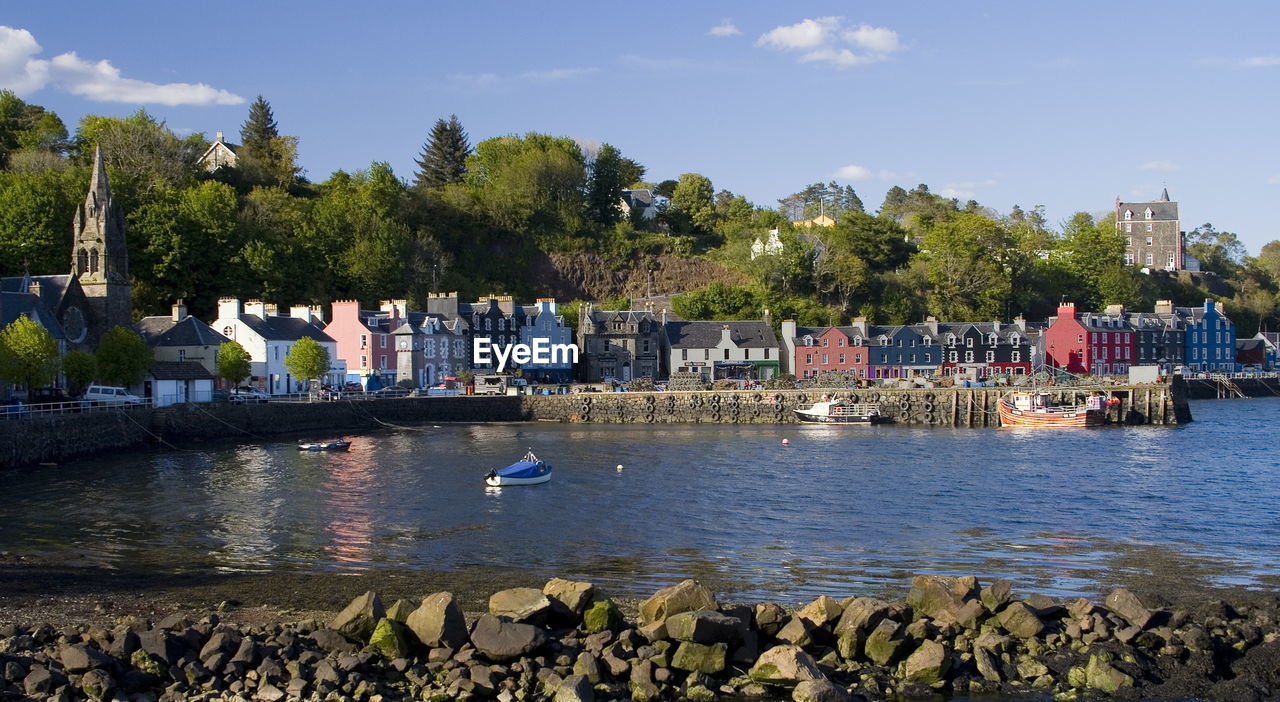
[1144,208,1153,220]
[879,335,889,346]
[853,335,863,346]
[989,333,998,345]
[1010,334,1020,345]
[1124,210,1133,220]
[946,334,956,346]
[804,335,814,347]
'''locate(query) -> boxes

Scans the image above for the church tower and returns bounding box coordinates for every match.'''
[72,146,132,340]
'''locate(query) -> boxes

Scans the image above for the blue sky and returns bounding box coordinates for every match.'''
[3,2,1278,253]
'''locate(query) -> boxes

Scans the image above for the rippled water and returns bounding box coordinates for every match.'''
[2,399,1278,603]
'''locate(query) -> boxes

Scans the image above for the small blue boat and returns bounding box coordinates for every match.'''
[485,450,552,486]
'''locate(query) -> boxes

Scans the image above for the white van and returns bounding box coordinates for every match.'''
[81,385,144,407]
[474,375,507,395]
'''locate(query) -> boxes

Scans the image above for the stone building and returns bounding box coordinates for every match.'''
[664,319,780,381]
[577,305,664,382]
[72,146,133,342]
[197,132,239,171]
[1117,189,1194,272]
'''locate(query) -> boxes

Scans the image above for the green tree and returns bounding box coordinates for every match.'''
[1185,223,1246,277]
[95,326,153,387]
[779,181,864,222]
[285,337,330,392]
[414,114,471,189]
[0,168,81,276]
[585,143,625,226]
[618,157,645,188]
[920,212,1017,319]
[217,340,252,388]
[73,111,203,210]
[0,90,69,167]
[669,173,715,233]
[1058,212,1127,305]
[878,183,958,235]
[236,96,299,187]
[672,282,763,320]
[465,133,587,241]
[1256,240,1280,286]
[0,315,60,391]
[61,350,96,394]
[240,95,279,156]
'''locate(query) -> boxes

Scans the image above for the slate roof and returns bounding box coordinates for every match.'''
[1118,199,1178,221]
[1237,338,1265,352]
[664,320,779,349]
[0,292,65,339]
[149,360,215,381]
[240,314,335,343]
[0,274,74,313]
[134,316,230,347]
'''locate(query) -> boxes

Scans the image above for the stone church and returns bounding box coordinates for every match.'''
[0,146,133,349]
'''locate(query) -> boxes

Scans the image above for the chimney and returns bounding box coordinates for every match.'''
[1154,299,1174,315]
[310,305,324,324]
[851,316,868,336]
[1057,302,1078,319]
[661,308,668,325]
[496,295,515,315]
[218,297,241,320]
[535,298,556,315]
[1212,300,1224,315]
[762,308,772,328]
[781,319,797,342]
[720,324,733,347]
[380,299,408,322]
[289,305,314,322]
[1014,315,1027,332]
[992,320,1002,332]
[925,316,939,335]
[28,280,41,299]
[215,131,224,143]
[262,303,279,317]
[172,299,188,322]
[244,299,265,318]
[1104,304,1125,316]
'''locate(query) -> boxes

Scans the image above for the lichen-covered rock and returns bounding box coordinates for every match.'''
[755,602,788,637]
[776,616,823,648]
[554,673,595,702]
[1106,588,1154,630]
[864,619,905,666]
[974,647,1002,682]
[1085,654,1135,693]
[384,598,415,623]
[665,609,740,644]
[671,641,727,674]
[544,578,596,616]
[834,597,893,635]
[836,629,864,660]
[79,668,115,700]
[406,592,469,649]
[980,580,1013,612]
[638,579,718,625]
[796,596,843,629]
[748,645,824,686]
[903,640,950,685]
[368,618,412,659]
[489,587,552,623]
[997,601,1045,639]
[329,591,385,642]
[906,575,978,624]
[583,597,625,634]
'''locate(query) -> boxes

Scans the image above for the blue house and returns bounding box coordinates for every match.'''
[1179,299,1236,372]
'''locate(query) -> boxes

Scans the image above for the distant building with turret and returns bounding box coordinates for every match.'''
[1116,188,1198,272]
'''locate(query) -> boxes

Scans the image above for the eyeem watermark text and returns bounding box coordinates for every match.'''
[473,338,579,372]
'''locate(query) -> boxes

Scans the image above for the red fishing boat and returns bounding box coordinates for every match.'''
[997,391,1109,427]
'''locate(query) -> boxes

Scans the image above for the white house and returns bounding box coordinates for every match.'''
[147,361,216,407]
[518,298,575,383]
[211,298,345,394]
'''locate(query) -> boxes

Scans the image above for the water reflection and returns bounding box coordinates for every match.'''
[0,399,1277,602]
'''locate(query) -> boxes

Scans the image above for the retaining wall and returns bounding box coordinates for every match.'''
[523,381,1190,427]
[0,409,155,468]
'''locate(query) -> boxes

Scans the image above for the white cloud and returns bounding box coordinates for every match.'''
[1139,160,1180,172]
[844,24,902,53]
[939,179,997,199]
[1240,56,1280,68]
[1268,175,1280,185]
[709,19,741,37]
[449,67,598,87]
[521,67,599,81]
[833,164,873,180]
[0,25,243,106]
[756,17,903,68]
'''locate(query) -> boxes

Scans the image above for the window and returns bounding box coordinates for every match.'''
[839,353,846,364]
[360,334,368,349]
[989,333,998,345]
[498,318,505,331]
[380,335,387,348]
[804,335,814,347]
[485,318,492,331]
[946,334,956,346]
[1124,210,1132,220]
[1077,334,1083,343]
[764,348,770,359]
[923,337,932,346]
[966,337,974,347]
[1146,236,1153,246]
[986,350,995,362]
[177,349,186,361]
[360,354,368,368]
[965,350,974,362]
[1102,332,1108,344]
[1145,253,1154,265]
[704,349,710,360]
[1124,253,1135,265]
[681,349,688,361]
[805,354,812,364]
[1012,351,1021,362]
[838,337,844,347]
[822,354,828,364]
[950,351,958,362]
[822,338,829,347]
[1144,208,1153,220]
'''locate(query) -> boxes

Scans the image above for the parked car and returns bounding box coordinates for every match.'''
[231,386,270,403]
[81,385,144,407]
[374,386,410,398]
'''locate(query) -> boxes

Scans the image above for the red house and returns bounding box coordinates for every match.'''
[782,322,870,379]
[1044,303,1136,376]
[327,299,406,386]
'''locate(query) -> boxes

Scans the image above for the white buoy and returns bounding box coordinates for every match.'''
[616,464,624,472]
[781,438,791,446]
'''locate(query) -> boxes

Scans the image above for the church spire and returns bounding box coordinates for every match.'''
[1159,187,1170,202]
[87,145,111,212]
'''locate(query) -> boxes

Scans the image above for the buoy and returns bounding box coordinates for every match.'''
[781,439,791,446]
[616,464,624,472]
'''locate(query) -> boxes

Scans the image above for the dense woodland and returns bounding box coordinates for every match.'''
[4,90,1280,336]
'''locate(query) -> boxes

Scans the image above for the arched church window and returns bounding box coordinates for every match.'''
[89,249,99,274]
[77,249,88,274]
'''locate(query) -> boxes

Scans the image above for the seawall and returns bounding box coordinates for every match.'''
[0,381,1189,469]
[1183,376,1280,399]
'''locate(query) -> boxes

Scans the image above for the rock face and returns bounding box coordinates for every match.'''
[368,618,412,659]
[638,579,718,625]
[405,592,469,649]
[489,587,552,623]
[749,645,824,686]
[864,620,905,666]
[470,614,547,661]
[1106,588,1154,629]
[582,598,625,634]
[329,590,385,642]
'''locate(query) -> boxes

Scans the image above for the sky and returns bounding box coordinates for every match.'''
[3,2,1278,253]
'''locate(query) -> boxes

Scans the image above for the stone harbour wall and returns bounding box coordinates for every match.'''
[523,382,1191,427]
[0,409,154,469]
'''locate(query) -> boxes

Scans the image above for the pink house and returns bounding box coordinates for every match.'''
[327,300,407,386]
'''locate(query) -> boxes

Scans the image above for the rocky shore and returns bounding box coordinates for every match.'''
[3,575,1279,702]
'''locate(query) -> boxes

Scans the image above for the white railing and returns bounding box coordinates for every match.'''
[0,397,155,419]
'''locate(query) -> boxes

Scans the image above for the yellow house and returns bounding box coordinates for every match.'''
[790,213,836,228]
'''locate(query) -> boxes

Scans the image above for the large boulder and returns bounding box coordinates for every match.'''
[864,620,905,666]
[666,609,740,644]
[775,616,823,648]
[903,640,950,685]
[638,580,718,625]
[748,645,824,686]
[405,592,469,649]
[368,618,412,659]
[470,614,547,661]
[670,641,727,674]
[997,602,1045,639]
[980,580,1013,612]
[796,596,843,629]
[489,587,552,623]
[329,591,386,642]
[385,599,415,623]
[60,644,114,672]
[793,678,850,702]
[1085,654,1134,693]
[906,575,978,624]
[834,597,893,635]
[1105,588,1153,630]
[582,597,625,634]
[544,578,596,617]
[755,602,788,637]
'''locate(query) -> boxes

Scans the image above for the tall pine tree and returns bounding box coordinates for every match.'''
[586,143,625,225]
[239,95,279,158]
[414,115,471,189]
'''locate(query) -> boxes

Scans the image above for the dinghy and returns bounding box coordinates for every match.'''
[297,439,351,451]
[485,450,552,486]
